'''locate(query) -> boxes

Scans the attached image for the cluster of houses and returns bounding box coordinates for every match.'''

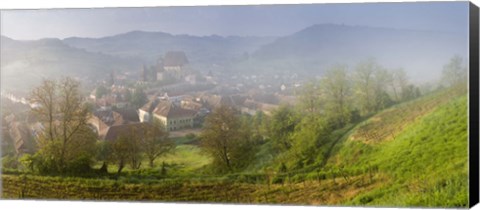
[1,50,299,156]
[87,90,291,138]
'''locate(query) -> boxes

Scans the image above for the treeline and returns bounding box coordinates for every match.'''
[198,56,467,175]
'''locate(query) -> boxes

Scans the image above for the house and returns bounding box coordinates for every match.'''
[240,98,278,116]
[199,94,247,110]
[139,98,196,131]
[103,122,150,142]
[8,122,35,154]
[90,85,132,110]
[88,108,139,140]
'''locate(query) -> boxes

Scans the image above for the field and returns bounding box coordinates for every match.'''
[1,172,386,204]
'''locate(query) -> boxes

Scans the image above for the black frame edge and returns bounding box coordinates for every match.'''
[470,1,480,208]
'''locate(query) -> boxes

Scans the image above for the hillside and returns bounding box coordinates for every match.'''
[246,24,466,81]
[1,24,466,92]
[63,31,275,66]
[325,89,468,207]
[0,36,141,93]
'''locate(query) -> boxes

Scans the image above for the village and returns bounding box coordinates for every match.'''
[1,50,300,156]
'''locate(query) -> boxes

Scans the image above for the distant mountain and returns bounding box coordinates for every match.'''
[0,36,140,93]
[1,24,467,93]
[63,31,276,67]
[248,24,467,83]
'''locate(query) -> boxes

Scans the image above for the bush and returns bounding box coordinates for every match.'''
[64,155,93,175]
[291,174,306,183]
[237,173,264,184]
[19,154,36,172]
[272,175,285,184]
[186,133,196,139]
[2,155,19,170]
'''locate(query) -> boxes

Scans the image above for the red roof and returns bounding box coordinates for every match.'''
[104,122,150,142]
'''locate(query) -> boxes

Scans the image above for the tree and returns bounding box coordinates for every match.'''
[109,133,132,175]
[250,111,268,141]
[391,68,409,102]
[131,87,148,109]
[401,84,422,101]
[269,104,299,152]
[140,122,174,168]
[321,64,352,127]
[29,78,96,174]
[289,115,332,168]
[354,59,394,115]
[30,80,56,141]
[442,55,467,90]
[372,67,394,111]
[298,80,323,114]
[354,59,378,116]
[95,85,109,99]
[107,125,144,174]
[200,105,253,172]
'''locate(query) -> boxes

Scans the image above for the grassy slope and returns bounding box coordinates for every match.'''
[327,91,468,207]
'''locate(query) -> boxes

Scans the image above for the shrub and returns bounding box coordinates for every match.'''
[2,155,19,170]
[272,175,284,184]
[186,133,196,139]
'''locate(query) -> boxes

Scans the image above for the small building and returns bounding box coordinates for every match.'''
[139,98,196,131]
[88,108,139,140]
[103,122,150,142]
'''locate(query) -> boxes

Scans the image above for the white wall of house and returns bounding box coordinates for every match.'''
[139,109,150,122]
[153,113,193,131]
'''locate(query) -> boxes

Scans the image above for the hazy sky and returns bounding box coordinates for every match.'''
[0,1,469,40]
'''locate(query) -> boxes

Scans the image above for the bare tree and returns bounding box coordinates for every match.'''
[141,122,174,168]
[442,55,467,90]
[30,80,57,141]
[29,78,95,173]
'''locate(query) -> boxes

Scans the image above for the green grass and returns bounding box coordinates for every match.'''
[158,145,212,173]
[330,93,468,207]
[171,136,197,145]
[97,145,212,176]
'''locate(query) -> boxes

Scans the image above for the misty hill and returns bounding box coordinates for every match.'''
[1,24,467,93]
[1,36,141,93]
[63,31,275,67]
[247,24,467,83]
